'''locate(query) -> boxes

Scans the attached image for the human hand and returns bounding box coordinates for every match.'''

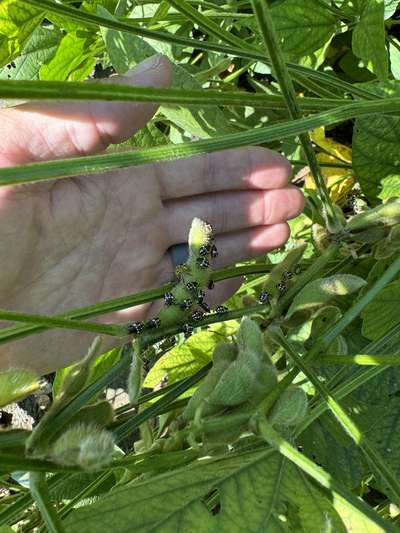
[0,54,303,374]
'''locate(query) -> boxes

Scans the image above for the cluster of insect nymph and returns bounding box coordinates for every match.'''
[258,267,299,305]
[127,220,300,340]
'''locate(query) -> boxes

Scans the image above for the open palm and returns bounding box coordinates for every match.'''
[0,55,303,374]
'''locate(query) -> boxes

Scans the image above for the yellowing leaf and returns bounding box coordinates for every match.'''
[305,127,355,205]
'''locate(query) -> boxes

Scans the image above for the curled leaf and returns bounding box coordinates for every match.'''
[286,275,367,318]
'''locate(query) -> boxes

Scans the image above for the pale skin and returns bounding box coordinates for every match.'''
[0,54,304,375]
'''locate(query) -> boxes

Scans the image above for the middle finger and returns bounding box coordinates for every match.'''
[163,186,304,245]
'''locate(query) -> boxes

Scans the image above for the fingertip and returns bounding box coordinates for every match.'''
[247,146,292,190]
[251,222,291,250]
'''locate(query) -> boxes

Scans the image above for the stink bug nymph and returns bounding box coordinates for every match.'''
[191,310,204,322]
[283,271,293,280]
[196,289,206,304]
[180,298,193,311]
[186,281,198,292]
[127,321,145,334]
[215,305,228,315]
[198,244,210,256]
[210,244,218,258]
[208,280,215,290]
[276,281,287,292]
[196,257,210,269]
[183,323,193,336]
[147,317,161,329]
[164,292,175,306]
[259,291,270,304]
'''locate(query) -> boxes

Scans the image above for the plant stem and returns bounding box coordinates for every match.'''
[23,0,379,100]
[0,309,124,336]
[2,97,397,188]
[251,0,341,233]
[0,263,273,346]
[313,354,400,365]
[29,472,65,533]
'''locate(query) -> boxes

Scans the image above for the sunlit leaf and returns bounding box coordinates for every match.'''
[0,0,43,67]
[352,0,388,81]
[63,448,362,532]
[287,275,367,318]
[0,368,40,408]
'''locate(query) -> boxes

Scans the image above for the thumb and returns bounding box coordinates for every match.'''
[0,54,172,166]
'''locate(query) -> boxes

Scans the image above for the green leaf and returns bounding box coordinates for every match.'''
[40,30,99,81]
[352,0,388,81]
[384,0,400,18]
[144,326,237,389]
[270,0,337,66]
[0,0,43,67]
[0,368,40,408]
[63,448,355,532]
[0,26,61,81]
[353,82,400,201]
[99,6,237,137]
[286,275,367,318]
[361,280,400,340]
[300,364,400,495]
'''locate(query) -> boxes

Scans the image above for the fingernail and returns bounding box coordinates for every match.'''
[126,54,164,77]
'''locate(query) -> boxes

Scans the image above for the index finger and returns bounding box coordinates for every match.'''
[153,146,292,200]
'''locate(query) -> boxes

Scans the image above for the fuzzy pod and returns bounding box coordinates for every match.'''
[269,386,308,427]
[55,336,102,403]
[347,198,400,232]
[182,343,237,421]
[236,317,272,365]
[51,401,115,443]
[50,423,115,471]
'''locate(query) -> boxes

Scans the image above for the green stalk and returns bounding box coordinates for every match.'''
[251,0,340,232]
[0,455,77,473]
[29,472,65,533]
[255,417,398,533]
[23,0,378,100]
[114,362,212,441]
[0,309,124,336]
[0,263,272,346]
[0,79,346,111]
[2,97,398,187]
[269,327,400,505]
[272,243,340,317]
[313,354,400,365]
